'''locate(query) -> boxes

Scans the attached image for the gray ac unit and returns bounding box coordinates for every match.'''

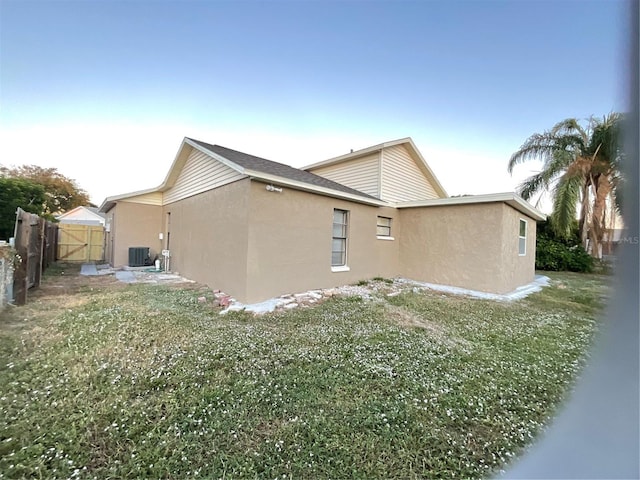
[128,247,150,267]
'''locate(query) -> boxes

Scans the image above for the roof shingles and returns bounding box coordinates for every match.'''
[187,138,379,201]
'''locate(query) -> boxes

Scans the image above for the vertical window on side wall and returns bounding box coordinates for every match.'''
[377,216,392,237]
[332,209,348,267]
[519,219,527,255]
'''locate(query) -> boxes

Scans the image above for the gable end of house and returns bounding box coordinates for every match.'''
[163,146,247,205]
[381,143,442,202]
[304,138,447,203]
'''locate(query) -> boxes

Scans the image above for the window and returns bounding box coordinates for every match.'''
[332,209,348,267]
[377,216,392,237]
[519,219,527,255]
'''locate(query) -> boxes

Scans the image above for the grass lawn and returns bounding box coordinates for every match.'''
[0,267,608,479]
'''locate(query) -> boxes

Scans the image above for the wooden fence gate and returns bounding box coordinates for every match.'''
[57,224,105,262]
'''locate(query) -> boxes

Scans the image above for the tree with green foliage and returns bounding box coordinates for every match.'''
[0,177,46,239]
[535,220,593,272]
[508,113,623,258]
[0,165,93,215]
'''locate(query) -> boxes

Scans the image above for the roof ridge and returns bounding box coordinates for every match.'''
[193,141,295,169]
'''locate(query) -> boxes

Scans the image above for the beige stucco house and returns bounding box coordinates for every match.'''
[99,137,545,303]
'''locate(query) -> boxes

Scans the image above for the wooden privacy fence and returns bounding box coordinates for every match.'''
[12,208,58,306]
[0,245,13,310]
[57,224,105,262]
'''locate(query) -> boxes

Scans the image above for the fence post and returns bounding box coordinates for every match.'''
[51,223,59,262]
[34,216,45,288]
[48,223,58,265]
[12,208,28,306]
[42,223,50,270]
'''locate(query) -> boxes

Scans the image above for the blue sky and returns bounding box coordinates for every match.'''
[0,0,628,206]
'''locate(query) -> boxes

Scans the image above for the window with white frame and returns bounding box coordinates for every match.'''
[377,216,392,237]
[332,209,348,267]
[519,219,527,255]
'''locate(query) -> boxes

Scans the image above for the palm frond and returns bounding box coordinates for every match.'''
[589,113,623,173]
[517,172,549,200]
[507,120,587,174]
[610,166,625,212]
[550,118,588,143]
[551,134,586,155]
[515,150,575,200]
[550,172,583,238]
[508,133,556,173]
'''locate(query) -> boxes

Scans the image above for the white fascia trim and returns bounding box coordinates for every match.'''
[100,138,197,212]
[404,138,448,198]
[156,138,193,190]
[247,172,388,206]
[99,138,250,213]
[302,137,412,170]
[395,192,547,221]
[331,265,350,272]
[101,186,161,203]
[84,209,106,221]
[145,137,208,195]
[98,201,113,213]
[184,138,248,176]
[157,138,250,193]
[506,197,547,222]
[98,186,162,212]
[376,236,395,241]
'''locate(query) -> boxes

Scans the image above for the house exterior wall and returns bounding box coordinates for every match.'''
[106,186,537,302]
[243,181,400,303]
[399,203,536,294]
[163,148,246,204]
[500,204,537,290]
[381,144,441,202]
[107,203,163,268]
[307,152,380,198]
[162,178,250,301]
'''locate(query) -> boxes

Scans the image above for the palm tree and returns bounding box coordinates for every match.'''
[508,113,623,258]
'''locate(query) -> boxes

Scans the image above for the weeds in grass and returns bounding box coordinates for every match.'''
[0,273,604,479]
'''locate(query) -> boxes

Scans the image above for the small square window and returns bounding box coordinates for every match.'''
[377,216,392,237]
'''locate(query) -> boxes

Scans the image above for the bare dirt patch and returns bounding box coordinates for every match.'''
[1,263,208,330]
[383,303,471,349]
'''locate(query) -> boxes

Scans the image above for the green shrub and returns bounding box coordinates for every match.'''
[535,221,593,273]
